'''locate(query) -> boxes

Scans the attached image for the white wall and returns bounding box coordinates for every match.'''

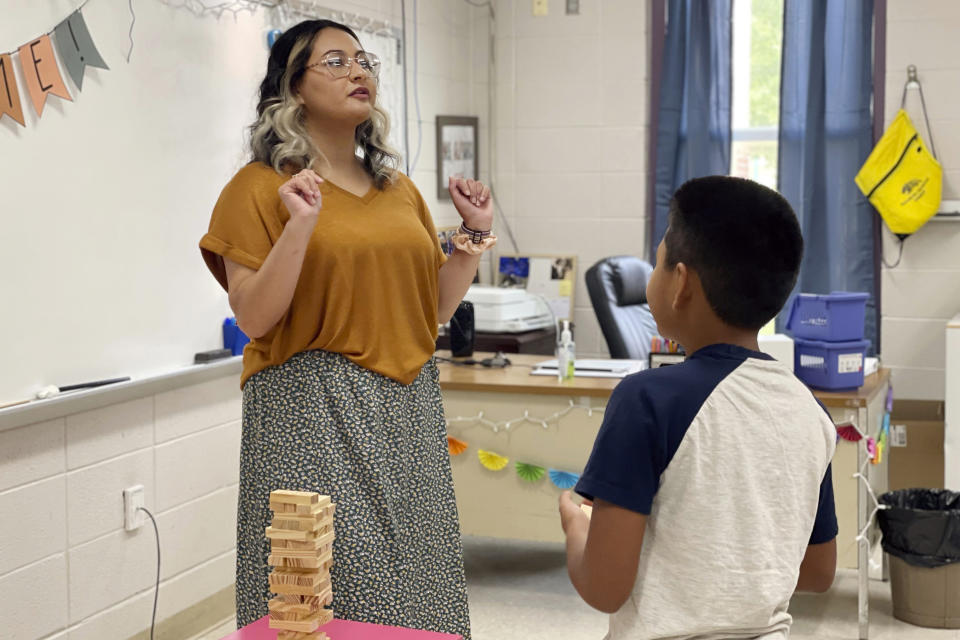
[0,1,490,638]
[881,0,960,400]
[491,0,650,357]
[0,0,251,404]
[0,0,489,405]
[0,375,242,640]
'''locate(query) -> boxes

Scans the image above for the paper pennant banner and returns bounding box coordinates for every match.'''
[0,54,25,126]
[515,462,546,483]
[835,423,862,443]
[18,35,72,117]
[548,469,579,490]
[447,436,468,456]
[477,449,509,471]
[54,11,108,91]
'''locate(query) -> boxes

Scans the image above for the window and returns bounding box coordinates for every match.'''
[730,0,783,189]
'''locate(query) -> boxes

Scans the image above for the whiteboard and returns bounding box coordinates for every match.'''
[0,1,406,404]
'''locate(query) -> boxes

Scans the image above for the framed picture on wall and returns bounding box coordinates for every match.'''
[436,115,479,201]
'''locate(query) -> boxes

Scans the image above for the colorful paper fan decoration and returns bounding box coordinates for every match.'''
[515,462,546,483]
[835,423,862,442]
[865,437,877,459]
[478,449,509,471]
[447,436,468,456]
[549,469,580,490]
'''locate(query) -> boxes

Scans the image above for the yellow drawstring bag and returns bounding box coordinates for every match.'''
[855,108,942,237]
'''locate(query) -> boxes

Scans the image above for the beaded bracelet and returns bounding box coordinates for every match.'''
[459,222,492,244]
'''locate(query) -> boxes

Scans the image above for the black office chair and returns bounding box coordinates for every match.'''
[585,256,659,361]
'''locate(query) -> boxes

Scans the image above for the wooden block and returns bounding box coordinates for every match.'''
[271,515,327,533]
[269,597,317,620]
[270,555,327,569]
[276,594,325,609]
[268,547,323,560]
[277,594,308,605]
[277,632,328,640]
[299,595,323,609]
[270,570,331,596]
[270,582,323,596]
[271,502,300,514]
[278,530,332,550]
[268,609,331,633]
[269,549,333,569]
[318,588,333,607]
[270,546,333,561]
[270,568,325,588]
[270,490,320,506]
[269,614,321,633]
[270,533,334,558]
[271,496,331,514]
[266,526,317,542]
[270,507,334,531]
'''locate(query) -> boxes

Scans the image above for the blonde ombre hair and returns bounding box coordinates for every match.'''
[249,20,400,188]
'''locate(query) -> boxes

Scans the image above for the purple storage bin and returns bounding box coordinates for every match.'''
[786,292,869,342]
[794,337,870,390]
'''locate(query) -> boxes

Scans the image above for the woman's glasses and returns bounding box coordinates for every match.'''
[306,50,381,79]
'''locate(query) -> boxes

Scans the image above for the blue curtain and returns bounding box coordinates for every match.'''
[652,0,732,258]
[778,0,877,352]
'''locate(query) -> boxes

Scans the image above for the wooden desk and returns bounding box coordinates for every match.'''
[439,352,619,397]
[438,353,890,640]
[436,328,556,356]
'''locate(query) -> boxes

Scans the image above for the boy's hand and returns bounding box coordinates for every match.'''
[559,491,590,536]
[560,496,648,614]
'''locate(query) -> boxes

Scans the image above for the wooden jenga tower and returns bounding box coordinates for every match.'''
[266,490,336,640]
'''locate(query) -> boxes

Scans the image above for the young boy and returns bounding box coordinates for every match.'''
[559,176,837,639]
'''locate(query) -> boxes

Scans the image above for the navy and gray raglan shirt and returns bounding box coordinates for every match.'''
[575,344,838,640]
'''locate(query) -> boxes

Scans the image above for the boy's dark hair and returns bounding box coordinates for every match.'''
[664,176,803,330]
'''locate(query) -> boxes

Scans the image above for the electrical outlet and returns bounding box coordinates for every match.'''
[123,485,145,531]
[533,0,548,17]
[566,0,580,15]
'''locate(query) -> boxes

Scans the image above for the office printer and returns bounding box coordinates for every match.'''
[463,285,554,333]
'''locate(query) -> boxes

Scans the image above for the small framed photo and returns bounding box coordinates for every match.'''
[436,115,479,201]
[498,254,577,322]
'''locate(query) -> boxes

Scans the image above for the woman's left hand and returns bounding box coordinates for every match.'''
[449,176,493,231]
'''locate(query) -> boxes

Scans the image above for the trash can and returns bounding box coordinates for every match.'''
[878,489,960,628]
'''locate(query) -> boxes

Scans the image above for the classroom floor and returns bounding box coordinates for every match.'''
[194,536,960,640]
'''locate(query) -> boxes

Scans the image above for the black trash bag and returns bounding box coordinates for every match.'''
[878,488,960,568]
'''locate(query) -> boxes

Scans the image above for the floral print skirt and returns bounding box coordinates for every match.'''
[235,349,471,639]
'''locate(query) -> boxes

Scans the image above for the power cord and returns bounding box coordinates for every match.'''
[436,352,512,368]
[882,235,905,269]
[138,506,161,640]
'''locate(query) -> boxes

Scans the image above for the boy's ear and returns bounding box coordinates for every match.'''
[671,262,692,311]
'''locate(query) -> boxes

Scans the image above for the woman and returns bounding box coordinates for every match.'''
[199,20,493,638]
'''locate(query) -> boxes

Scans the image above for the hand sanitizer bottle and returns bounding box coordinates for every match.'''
[557,320,575,382]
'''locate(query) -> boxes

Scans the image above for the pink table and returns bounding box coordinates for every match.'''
[220,616,461,640]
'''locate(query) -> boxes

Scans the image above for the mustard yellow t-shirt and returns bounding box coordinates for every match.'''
[200,162,447,387]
